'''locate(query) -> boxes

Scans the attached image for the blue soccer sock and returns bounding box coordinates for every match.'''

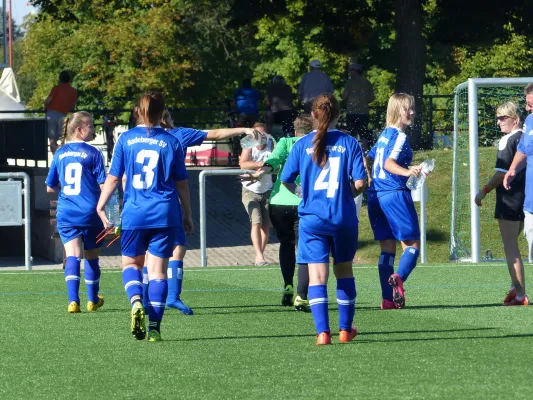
[308,285,330,335]
[142,266,149,308]
[378,252,395,301]
[122,266,143,307]
[65,256,81,304]
[84,258,101,304]
[166,260,183,304]
[148,279,168,333]
[336,277,356,331]
[397,247,420,282]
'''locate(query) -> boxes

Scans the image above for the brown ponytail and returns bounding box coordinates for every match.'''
[311,94,340,167]
[59,116,70,147]
[137,91,166,135]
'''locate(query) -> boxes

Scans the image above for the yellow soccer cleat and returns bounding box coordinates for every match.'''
[87,295,105,312]
[68,301,81,314]
[131,301,147,340]
[147,330,162,342]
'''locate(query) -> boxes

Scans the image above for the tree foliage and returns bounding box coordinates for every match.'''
[17,0,533,135]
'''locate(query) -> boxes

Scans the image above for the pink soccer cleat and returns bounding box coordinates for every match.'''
[381,299,398,310]
[388,273,405,309]
[503,288,516,304]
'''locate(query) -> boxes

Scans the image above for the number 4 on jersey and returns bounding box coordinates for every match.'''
[314,157,340,198]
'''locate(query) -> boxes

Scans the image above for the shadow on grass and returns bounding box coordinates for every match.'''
[165,327,508,342]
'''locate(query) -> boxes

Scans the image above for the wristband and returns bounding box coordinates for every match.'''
[483,185,491,194]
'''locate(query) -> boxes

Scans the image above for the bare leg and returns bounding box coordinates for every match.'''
[260,222,269,253]
[498,219,526,296]
[251,224,265,263]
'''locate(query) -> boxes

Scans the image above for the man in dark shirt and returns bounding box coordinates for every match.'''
[265,75,294,138]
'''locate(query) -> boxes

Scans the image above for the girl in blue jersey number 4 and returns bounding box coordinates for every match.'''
[46,112,106,314]
[281,94,367,345]
[366,93,422,310]
[97,92,193,342]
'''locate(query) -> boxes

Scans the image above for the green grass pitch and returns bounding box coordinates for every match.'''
[2,264,533,399]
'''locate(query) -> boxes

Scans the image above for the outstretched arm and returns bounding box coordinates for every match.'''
[206,127,257,141]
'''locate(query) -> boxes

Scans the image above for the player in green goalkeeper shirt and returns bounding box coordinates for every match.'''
[240,115,314,311]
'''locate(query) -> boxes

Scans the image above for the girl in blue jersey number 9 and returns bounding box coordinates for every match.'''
[280,94,367,345]
[97,92,193,342]
[46,112,106,314]
[366,93,422,310]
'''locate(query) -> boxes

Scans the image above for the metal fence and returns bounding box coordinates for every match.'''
[1,95,455,168]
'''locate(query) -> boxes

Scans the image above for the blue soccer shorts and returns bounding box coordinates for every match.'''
[58,222,104,251]
[297,225,358,264]
[121,228,176,258]
[174,225,186,247]
[368,190,420,241]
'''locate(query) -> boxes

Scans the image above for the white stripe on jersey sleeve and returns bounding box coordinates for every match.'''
[389,131,407,160]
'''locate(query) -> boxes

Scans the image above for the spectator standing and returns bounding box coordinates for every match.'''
[240,115,314,312]
[265,75,294,138]
[233,78,261,127]
[240,123,274,266]
[44,70,78,154]
[342,63,375,152]
[298,60,334,113]
[475,102,527,306]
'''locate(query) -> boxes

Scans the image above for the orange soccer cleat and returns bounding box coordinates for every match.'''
[339,326,358,343]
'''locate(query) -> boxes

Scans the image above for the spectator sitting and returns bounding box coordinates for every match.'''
[239,123,274,266]
[298,60,333,113]
[342,63,375,152]
[44,70,79,154]
[233,78,261,127]
[265,75,294,139]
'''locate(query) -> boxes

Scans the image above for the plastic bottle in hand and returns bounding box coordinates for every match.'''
[240,130,261,149]
[407,159,435,190]
[106,191,121,227]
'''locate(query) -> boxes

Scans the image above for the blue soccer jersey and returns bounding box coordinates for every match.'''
[367,127,413,191]
[169,127,208,154]
[109,126,188,230]
[281,130,366,234]
[517,115,533,212]
[46,141,106,228]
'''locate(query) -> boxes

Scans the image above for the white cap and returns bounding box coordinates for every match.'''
[309,60,322,68]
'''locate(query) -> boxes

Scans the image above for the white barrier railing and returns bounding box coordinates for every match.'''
[0,172,32,270]
[199,169,254,267]
[199,169,428,267]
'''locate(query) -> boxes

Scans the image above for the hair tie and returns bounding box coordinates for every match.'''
[320,102,331,110]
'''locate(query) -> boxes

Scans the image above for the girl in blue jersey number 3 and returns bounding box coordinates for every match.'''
[367,93,422,310]
[97,92,193,342]
[46,112,106,314]
[281,94,367,345]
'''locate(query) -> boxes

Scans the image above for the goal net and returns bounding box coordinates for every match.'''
[450,78,533,262]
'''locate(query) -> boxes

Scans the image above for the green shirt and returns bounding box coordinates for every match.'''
[266,136,302,206]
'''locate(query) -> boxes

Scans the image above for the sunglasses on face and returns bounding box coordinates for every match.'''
[497,116,510,121]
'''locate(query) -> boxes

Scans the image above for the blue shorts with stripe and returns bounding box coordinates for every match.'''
[121,228,176,258]
[368,190,420,241]
[297,226,358,264]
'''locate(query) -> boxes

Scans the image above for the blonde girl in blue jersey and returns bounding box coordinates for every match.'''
[46,112,106,314]
[97,92,192,342]
[281,94,367,345]
[366,93,422,310]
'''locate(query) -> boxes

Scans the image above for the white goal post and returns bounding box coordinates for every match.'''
[451,78,533,263]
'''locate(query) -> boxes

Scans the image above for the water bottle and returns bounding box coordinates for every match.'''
[407,159,435,190]
[106,190,121,227]
[240,135,260,149]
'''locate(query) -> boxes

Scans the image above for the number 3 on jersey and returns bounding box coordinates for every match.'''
[132,149,159,189]
[314,157,340,198]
